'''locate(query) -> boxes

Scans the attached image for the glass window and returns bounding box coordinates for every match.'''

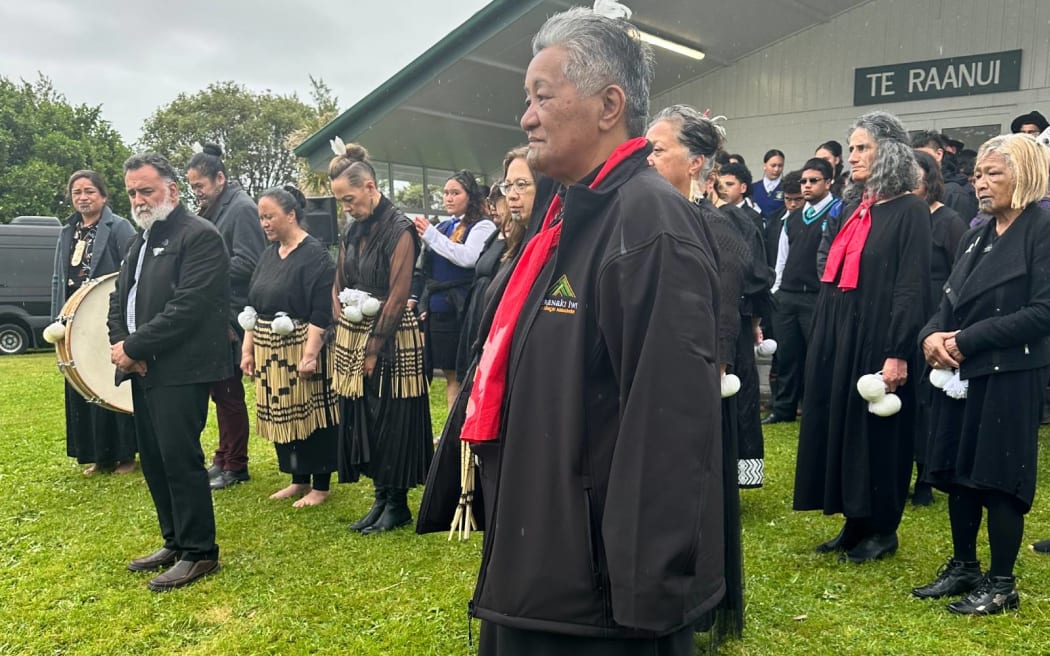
[426,168,454,216]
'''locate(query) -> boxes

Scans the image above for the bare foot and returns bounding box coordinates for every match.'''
[82,464,100,476]
[113,460,136,475]
[292,489,331,508]
[270,483,310,500]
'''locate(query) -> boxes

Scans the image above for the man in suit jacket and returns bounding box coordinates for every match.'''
[108,152,232,591]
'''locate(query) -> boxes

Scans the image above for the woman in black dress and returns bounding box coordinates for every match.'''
[329,142,433,534]
[51,170,138,475]
[912,134,1050,614]
[240,186,339,507]
[647,103,748,641]
[793,111,932,563]
[910,150,970,506]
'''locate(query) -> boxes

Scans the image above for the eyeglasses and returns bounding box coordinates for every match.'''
[498,179,534,195]
[800,177,828,185]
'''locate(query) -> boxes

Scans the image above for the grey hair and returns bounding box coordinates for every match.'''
[843,111,919,202]
[649,104,726,181]
[532,7,655,137]
[123,152,179,184]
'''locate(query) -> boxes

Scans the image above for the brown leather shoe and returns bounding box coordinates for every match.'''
[147,559,220,591]
[127,547,179,572]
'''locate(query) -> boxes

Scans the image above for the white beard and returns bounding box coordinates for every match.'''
[132,198,176,231]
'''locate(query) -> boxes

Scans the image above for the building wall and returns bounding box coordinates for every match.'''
[651,0,1050,170]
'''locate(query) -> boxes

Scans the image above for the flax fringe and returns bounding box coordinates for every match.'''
[332,308,428,399]
[253,319,340,444]
[448,444,479,541]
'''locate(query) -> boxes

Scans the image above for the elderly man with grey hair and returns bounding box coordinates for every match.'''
[108,152,231,591]
[461,6,724,654]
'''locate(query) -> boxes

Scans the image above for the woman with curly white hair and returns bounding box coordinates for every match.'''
[793,111,933,564]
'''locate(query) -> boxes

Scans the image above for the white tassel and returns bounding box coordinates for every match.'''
[238,306,258,332]
[330,136,347,157]
[943,373,969,399]
[929,367,954,389]
[869,393,902,416]
[42,321,66,344]
[272,312,294,335]
[721,373,741,398]
[592,0,632,19]
[856,372,887,402]
[755,338,778,357]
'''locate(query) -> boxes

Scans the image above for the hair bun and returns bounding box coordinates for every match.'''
[202,143,224,158]
[345,143,369,162]
[282,184,306,207]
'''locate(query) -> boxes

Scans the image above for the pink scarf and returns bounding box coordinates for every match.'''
[821,193,876,291]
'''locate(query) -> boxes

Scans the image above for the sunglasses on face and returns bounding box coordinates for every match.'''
[800,177,828,185]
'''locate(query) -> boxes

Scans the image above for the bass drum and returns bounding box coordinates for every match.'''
[55,273,133,414]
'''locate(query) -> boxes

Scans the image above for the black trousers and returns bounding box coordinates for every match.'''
[132,379,218,561]
[770,290,817,419]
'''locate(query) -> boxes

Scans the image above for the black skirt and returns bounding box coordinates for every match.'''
[924,366,1048,511]
[735,318,763,488]
[64,383,136,466]
[337,362,433,489]
[274,426,339,476]
[427,310,462,372]
[478,623,696,656]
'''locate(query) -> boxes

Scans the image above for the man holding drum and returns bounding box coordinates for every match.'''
[107,152,231,591]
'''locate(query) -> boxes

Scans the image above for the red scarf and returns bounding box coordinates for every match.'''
[820,193,876,291]
[460,138,648,443]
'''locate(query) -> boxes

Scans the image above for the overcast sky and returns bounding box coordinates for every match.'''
[0,0,489,144]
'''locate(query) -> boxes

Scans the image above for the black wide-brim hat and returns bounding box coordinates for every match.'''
[1011,110,1049,134]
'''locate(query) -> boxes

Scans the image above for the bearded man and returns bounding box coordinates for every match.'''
[462,7,724,654]
[107,152,231,591]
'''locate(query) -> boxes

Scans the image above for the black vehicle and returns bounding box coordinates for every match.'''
[0,220,61,354]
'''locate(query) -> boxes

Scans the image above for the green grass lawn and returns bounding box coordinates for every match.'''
[2,352,1050,655]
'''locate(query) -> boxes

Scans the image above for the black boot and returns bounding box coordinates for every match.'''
[349,485,387,532]
[361,488,412,535]
[815,519,864,553]
[912,558,982,598]
[947,575,1019,615]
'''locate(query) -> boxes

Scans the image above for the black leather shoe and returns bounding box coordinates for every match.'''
[947,576,1019,615]
[912,558,982,598]
[815,523,862,553]
[128,547,179,572]
[207,464,222,479]
[147,559,220,591]
[210,469,250,490]
[1030,539,1050,554]
[844,532,898,563]
[761,414,796,425]
[350,486,387,532]
[361,488,412,535]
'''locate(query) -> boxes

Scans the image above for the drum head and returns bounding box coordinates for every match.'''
[58,273,133,414]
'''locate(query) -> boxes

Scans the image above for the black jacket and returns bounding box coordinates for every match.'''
[942,171,979,223]
[51,206,136,317]
[107,204,233,388]
[202,181,265,315]
[471,145,725,638]
[919,202,1050,379]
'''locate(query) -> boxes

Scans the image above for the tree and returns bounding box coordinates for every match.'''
[287,76,341,196]
[0,75,131,223]
[139,81,315,199]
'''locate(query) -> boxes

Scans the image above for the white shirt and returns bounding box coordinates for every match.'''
[763,176,780,194]
[421,217,497,268]
[126,231,149,334]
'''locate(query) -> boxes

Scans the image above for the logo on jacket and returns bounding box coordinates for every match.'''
[543,274,578,315]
